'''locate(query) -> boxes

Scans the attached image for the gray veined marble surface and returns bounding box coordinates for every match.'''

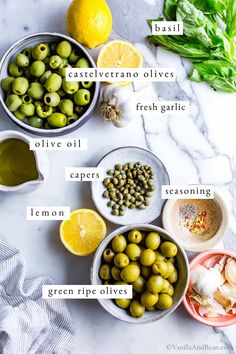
[0,0,236,353]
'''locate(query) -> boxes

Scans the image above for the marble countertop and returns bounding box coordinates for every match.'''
[0,0,236,353]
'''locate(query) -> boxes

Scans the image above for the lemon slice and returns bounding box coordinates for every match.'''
[97,40,143,85]
[60,209,107,256]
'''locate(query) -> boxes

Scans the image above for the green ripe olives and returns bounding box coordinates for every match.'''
[155,251,165,262]
[114,253,129,268]
[129,300,145,318]
[140,249,156,266]
[115,299,131,309]
[112,235,127,253]
[40,70,52,85]
[12,77,29,95]
[160,242,178,258]
[132,276,146,293]
[14,109,25,120]
[58,64,71,77]
[156,294,173,310]
[6,94,22,112]
[47,113,67,128]
[73,89,91,106]
[81,81,93,89]
[67,114,79,125]
[68,49,80,64]
[30,61,45,77]
[145,232,161,250]
[56,40,72,58]
[164,262,175,279]
[141,292,158,308]
[99,264,111,280]
[36,103,53,118]
[45,73,62,92]
[141,265,152,279]
[111,266,121,281]
[120,264,140,283]
[160,279,171,293]
[103,248,115,263]
[16,53,29,68]
[147,275,163,294]
[168,269,178,284]
[125,243,141,261]
[128,230,142,244]
[28,82,44,100]
[152,260,168,276]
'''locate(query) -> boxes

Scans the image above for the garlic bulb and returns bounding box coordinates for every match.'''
[191,265,223,298]
[100,84,137,127]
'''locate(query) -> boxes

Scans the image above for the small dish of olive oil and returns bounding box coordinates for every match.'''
[0,138,39,187]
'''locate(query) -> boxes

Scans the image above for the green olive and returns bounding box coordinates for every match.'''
[103,248,115,263]
[155,251,165,262]
[152,260,168,276]
[125,243,141,261]
[145,232,161,250]
[111,235,127,253]
[141,292,158,308]
[132,276,146,293]
[160,279,171,293]
[141,265,152,279]
[99,264,111,280]
[129,300,145,318]
[140,249,156,266]
[160,242,178,258]
[163,262,175,279]
[156,294,173,310]
[147,275,163,294]
[168,269,178,284]
[111,266,121,281]
[114,253,129,268]
[120,264,140,283]
[115,298,131,309]
[127,230,142,244]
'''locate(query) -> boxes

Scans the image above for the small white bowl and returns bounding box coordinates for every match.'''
[91,224,190,324]
[162,192,229,252]
[91,146,170,225]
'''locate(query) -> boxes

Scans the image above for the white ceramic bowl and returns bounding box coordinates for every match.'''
[0,32,100,136]
[91,224,190,324]
[91,147,170,225]
[162,192,229,252]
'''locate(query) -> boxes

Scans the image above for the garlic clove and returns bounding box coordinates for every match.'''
[225,258,236,287]
[214,289,231,308]
[218,282,236,307]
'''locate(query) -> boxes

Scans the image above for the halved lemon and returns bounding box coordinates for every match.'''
[60,209,107,256]
[97,40,143,85]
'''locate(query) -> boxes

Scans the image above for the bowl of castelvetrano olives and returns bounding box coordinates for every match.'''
[0,32,100,136]
[91,224,190,323]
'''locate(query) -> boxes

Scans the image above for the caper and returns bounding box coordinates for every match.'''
[107,201,115,207]
[120,205,126,211]
[118,200,124,206]
[103,178,111,186]
[139,204,146,209]
[107,183,114,189]
[115,164,122,171]
[129,204,135,209]
[113,204,119,210]
[112,210,119,216]
[107,169,114,175]
[113,178,118,185]
[130,196,135,203]
[119,210,126,216]
[103,191,109,198]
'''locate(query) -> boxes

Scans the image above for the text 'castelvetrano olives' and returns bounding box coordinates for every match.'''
[1,40,95,130]
[99,229,179,318]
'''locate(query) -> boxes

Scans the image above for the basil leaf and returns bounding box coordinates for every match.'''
[189,60,236,92]
[189,0,226,13]
[164,0,178,20]
[225,0,236,37]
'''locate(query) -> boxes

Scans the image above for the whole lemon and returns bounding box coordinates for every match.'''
[66,0,113,49]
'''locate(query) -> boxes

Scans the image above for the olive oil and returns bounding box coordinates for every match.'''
[0,138,38,186]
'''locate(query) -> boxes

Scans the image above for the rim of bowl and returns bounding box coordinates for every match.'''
[162,192,229,252]
[0,32,100,135]
[91,146,171,226]
[91,223,190,324]
[183,249,236,327]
